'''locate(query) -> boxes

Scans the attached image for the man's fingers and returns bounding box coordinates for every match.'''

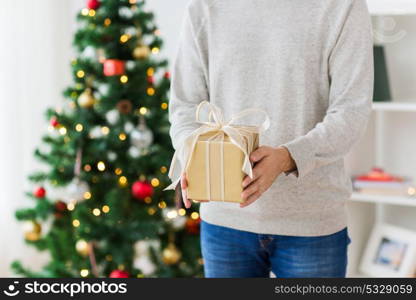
[250,146,270,163]
[180,173,188,189]
[180,173,191,208]
[242,158,268,188]
[242,164,263,188]
[184,197,191,208]
[181,188,191,208]
[241,181,260,201]
[240,192,261,208]
[242,172,257,188]
[180,174,210,207]
[242,175,252,188]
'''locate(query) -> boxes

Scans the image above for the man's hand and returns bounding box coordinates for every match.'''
[180,173,192,208]
[240,146,296,208]
[180,172,208,209]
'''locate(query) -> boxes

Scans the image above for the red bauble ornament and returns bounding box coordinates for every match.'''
[55,200,67,212]
[54,200,67,219]
[109,270,129,278]
[163,71,170,79]
[147,76,154,84]
[50,117,59,128]
[33,187,46,198]
[103,59,125,76]
[185,217,201,235]
[87,0,100,10]
[132,181,154,200]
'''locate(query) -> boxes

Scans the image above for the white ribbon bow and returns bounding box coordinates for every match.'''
[163,101,270,195]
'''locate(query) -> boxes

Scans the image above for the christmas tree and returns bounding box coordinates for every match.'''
[12,0,203,278]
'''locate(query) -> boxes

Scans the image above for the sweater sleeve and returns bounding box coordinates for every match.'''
[168,5,209,152]
[281,0,374,179]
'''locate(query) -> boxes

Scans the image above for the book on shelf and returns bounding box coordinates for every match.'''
[354,187,412,197]
[352,167,415,197]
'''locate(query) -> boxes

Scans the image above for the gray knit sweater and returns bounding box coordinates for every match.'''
[168,0,374,236]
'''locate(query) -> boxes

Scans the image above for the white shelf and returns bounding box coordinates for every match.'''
[367,0,416,15]
[350,192,416,207]
[372,102,416,112]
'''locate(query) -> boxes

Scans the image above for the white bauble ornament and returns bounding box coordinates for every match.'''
[125,61,135,71]
[128,146,140,158]
[108,151,117,162]
[142,35,153,45]
[124,122,134,133]
[81,46,96,59]
[125,27,137,36]
[89,126,103,139]
[134,241,148,256]
[133,240,159,276]
[65,178,90,203]
[105,110,119,125]
[119,7,134,18]
[133,256,156,276]
[134,240,160,256]
[131,120,153,150]
[97,83,110,96]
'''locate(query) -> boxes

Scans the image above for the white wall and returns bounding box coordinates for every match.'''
[0,0,80,277]
[1,1,415,277]
[147,0,190,60]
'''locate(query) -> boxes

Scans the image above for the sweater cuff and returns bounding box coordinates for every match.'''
[281,136,315,180]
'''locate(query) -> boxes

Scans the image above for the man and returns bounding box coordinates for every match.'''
[168,0,374,277]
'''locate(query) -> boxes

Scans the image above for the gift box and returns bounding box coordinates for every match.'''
[103,59,125,76]
[164,101,269,203]
[186,129,259,203]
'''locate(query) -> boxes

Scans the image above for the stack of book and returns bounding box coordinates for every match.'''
[353,168,414,197]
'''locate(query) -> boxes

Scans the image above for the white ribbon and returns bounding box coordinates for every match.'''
[163,101,270,200]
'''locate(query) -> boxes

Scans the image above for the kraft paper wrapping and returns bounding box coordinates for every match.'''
[164,101,270,204]
[187,130,259,203]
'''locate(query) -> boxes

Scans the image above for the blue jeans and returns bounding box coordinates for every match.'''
[201,220,351,278]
